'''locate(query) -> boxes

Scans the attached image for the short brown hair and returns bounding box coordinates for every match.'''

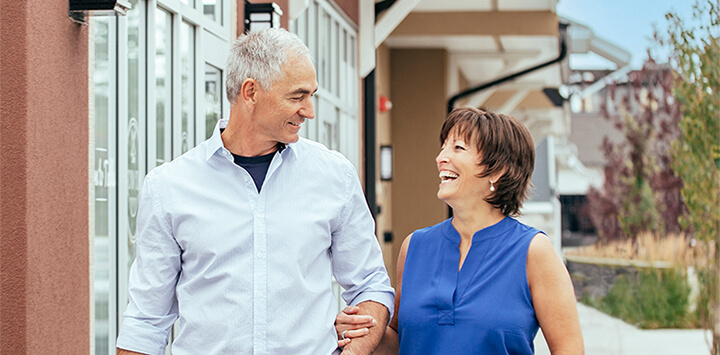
[439,107,535,216]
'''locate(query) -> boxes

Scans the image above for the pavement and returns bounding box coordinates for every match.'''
[534,303,711,355]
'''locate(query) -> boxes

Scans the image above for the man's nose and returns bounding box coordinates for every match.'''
[300,100,315,119]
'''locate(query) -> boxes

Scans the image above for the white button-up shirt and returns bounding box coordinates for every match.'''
[116,120,394,355]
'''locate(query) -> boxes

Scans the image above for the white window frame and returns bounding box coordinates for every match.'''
[291,0,360,170]
[91,0,231,353]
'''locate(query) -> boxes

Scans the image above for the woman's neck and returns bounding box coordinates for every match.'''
[450,203,505,242]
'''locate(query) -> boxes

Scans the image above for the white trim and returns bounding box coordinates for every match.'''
[358,0,374,77]
[288,0,310,21]
[499,89,529,114]
[374,0,422,48]
[451,49,542,61]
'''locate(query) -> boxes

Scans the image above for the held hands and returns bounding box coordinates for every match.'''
[335,305,376,348]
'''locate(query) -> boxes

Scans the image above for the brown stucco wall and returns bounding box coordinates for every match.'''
[375,44,395,283]
[390,49,449,266]
[0,0,90,353]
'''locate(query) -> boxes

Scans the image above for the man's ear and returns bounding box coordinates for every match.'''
[239,78,259,107]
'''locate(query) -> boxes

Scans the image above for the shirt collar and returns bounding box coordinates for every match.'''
[205,119,298,161]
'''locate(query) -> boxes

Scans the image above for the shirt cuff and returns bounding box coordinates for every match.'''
[116,317,171,355]
[349,290,396,319]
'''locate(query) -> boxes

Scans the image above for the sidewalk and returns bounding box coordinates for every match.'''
[534,303,711,354]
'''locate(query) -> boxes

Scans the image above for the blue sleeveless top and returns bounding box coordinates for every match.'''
[398,216,541,354]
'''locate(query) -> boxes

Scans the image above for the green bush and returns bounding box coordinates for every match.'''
[583,267,699,329]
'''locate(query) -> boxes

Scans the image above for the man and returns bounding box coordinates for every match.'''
[116,28,394,355]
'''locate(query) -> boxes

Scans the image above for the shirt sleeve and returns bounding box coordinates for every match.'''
[330,163,395,317]
[116,170,181,355]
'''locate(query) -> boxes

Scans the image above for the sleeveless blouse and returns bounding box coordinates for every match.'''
[398,216,541,354]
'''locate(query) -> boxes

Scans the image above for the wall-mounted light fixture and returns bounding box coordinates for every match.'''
[380,145,393,181]
[69,0,131,25]
[542,87,569,107]
[244,1,283,33]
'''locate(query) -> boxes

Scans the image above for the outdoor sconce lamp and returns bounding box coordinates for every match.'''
[542,86,569,107]
[380,145,393,181]
[69,0,132,25]
[244,1,283,33]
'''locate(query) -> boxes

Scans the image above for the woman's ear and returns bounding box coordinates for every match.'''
[489,168,507,185]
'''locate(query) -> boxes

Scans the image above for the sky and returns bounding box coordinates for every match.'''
[556,0,698,70]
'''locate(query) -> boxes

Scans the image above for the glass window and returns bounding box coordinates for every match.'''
[122,0,145,310]
[155,8,172,165]
[293,0,359,169]
[92,0,230,352]
[179,21,195,156]
[203,0,221,24]
[92,16,117,355]
[205,64,222,139]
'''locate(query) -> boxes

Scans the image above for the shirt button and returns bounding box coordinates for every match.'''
[256,292,263,297]
[256,252,263,258]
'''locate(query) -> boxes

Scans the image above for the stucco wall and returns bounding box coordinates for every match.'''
[375,44,395,283]
[0,0,90,353]
[389,49,449,267]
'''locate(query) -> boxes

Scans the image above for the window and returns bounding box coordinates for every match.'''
[291,0,359,169]
[291,0,360,312]
[91,1,231,353]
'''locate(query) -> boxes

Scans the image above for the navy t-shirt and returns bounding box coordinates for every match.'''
[232,152,274,192]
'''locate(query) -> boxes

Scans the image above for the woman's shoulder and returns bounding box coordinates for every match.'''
[506,217,544,241]
[411,218,452,241]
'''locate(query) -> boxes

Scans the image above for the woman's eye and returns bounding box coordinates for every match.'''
[455,145,465,150]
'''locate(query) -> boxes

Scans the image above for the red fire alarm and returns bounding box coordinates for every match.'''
[379,95,392,112]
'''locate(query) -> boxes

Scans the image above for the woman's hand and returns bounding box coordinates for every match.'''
[335,305,376,348]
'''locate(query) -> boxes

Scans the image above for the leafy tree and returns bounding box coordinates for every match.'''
[664,0,720,352]
[585,62,685,244]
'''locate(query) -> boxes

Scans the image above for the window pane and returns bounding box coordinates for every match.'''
[126,0,142,270]
[155,8,172,165]
[203,0,221,24]
[180,21,195,154]
[92,16,115,355]
[205,63,222,139]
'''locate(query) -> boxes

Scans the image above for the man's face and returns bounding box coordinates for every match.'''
[253,55,318,145]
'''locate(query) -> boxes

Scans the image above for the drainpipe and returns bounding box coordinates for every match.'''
[446,22,569,114]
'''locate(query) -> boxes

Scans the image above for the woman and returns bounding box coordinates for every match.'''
[336,107,583,354]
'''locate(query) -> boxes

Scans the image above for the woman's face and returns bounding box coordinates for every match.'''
[436,130,490,207]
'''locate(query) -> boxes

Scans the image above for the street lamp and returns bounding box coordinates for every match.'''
[244,1,283,33]
[69,0,131,25]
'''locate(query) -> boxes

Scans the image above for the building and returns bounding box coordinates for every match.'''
[0,0,620,353]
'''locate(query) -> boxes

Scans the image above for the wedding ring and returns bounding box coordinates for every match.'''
[341,330,348,340]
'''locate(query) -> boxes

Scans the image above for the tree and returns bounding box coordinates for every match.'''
[664,0,720,352]
[585,62,685,244]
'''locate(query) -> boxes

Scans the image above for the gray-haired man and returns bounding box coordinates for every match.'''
[116,28,393,355]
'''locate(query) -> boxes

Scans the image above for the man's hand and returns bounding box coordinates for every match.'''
[338,301,389,355]
[335,305,377,348]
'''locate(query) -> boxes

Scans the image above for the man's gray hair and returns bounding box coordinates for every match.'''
[225,28,311,104]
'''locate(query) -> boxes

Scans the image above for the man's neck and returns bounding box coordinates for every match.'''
[221,127,279,157]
